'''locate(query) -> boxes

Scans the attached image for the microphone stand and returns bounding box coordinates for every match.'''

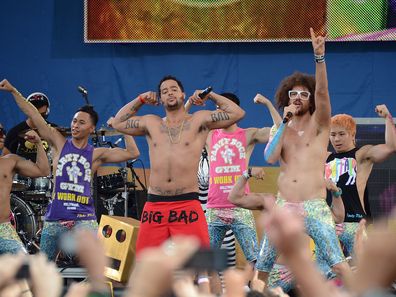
[119,166,129,217]
[126,160,146,220]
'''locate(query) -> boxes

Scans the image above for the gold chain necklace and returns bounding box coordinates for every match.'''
[165,117,186,144]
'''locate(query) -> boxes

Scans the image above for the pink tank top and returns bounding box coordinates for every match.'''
[207,128,250,208]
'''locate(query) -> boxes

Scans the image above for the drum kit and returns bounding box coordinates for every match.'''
[10,126,143,254]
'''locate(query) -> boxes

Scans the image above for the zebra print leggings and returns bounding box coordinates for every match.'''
[199,185,237,267]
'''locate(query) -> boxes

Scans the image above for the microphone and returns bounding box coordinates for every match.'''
[126,159,138,167]
[114,137,123,146]
[77,86,88,96]
[198,86,213,99]
[283,112,293,124]
[100,130,105,142]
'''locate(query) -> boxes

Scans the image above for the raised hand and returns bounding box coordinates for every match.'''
[29,253,63,297]
[128,236,200,297]
[139,91,158,105]
[375,104,390,118]
[310,27,326,56]
[0,79,16,93]
[188,89,209,106]
[106,116,114,128]
[24,130,41,143]
[253,93,271,105]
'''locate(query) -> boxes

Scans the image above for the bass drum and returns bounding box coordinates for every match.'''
[10,194,37,245]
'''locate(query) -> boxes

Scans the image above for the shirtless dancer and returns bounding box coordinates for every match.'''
[0,79,140,260]
[112,75,245,254]
[229,168,345,292]
[257,29,351,285]
[0,130,49,254]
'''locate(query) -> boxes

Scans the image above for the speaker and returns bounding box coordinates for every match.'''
[98,215,140,283]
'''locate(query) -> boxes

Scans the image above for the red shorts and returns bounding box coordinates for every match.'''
[136,193,209,256]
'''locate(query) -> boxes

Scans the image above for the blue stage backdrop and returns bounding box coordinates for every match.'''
[1,0,396,167]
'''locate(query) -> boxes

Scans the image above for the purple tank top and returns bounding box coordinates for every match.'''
[45,139,95,221]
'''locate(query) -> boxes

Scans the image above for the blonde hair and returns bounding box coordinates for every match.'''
[331,114,356,136]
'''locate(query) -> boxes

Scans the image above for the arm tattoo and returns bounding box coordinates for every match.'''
[129,105,139,113]
[211,112,230,122]
[125,119,140,129]
[120,113,133,122]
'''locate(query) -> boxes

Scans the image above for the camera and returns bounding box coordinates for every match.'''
[183,248,228,271]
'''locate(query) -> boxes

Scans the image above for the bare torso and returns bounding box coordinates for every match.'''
[278,117,329,202]
[145,114,209,196]
[0,158,17,222]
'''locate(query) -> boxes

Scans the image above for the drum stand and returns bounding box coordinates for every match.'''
[119,167,129,217]
[126,160,146,219]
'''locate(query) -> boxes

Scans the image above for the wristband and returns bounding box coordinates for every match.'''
[314,54,325,63]
[138,95,145,104]
[332,187,342,198]
[197,277,210,284]
[242,168,252,180]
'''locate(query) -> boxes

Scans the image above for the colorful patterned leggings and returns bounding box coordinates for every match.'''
[40,219,98,261]
[0,222,26,255]
[206,207,258,262]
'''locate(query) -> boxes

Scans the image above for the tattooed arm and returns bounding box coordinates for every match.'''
[189,91,245,130]
[112,91,157,136]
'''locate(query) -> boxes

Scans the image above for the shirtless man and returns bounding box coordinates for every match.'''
[111,75,245,254]
[0,79,140,260]
[0,130,49,254]
[257,29,351,284]
[228,168,345,292]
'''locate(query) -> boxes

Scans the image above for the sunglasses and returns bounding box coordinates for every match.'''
[288,90,311,101]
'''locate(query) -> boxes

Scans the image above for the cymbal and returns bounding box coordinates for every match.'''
[96,127,123,137]
[18,128,38,138]
[55,127,71,136]
[17,127,71,138]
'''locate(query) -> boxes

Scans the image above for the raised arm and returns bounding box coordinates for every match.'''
[13,130,50,177]
[248,94,283,144]
[112,92,158,136]
[310,28,331,128]
[94,135,140,165]
[189,90,245,130]
[228,167,274,210]
[361,105,396,163]
[0,79,64,148]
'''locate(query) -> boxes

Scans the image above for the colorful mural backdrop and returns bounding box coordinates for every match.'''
[85,0,396,42]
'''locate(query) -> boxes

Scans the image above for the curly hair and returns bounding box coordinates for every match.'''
[275,72,316,115]
[331,114,356,136]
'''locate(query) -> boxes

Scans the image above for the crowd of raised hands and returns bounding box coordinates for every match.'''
[0,206,395,297]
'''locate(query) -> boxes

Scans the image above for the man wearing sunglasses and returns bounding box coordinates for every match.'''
[2,92,57,162]
[257,28,352,287]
